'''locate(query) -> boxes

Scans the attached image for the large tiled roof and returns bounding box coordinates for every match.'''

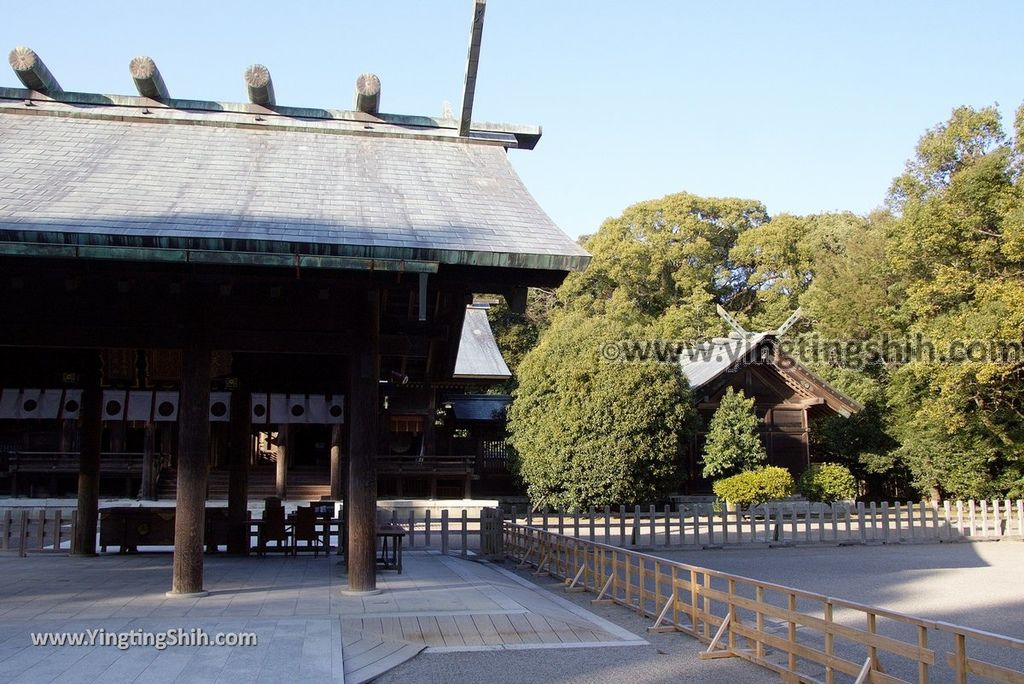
[0,90,589,272]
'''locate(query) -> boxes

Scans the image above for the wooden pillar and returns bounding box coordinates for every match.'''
[347,289,380,593]
[141,422,157,500]
[169,344,211,596]
[227,386,251,554]
[71,356,102,556]
[275,425,289,499]
[330,424,344,501]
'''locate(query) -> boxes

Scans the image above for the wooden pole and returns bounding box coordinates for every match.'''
[9,46,62,94]
[275,425,288,499]
[347,289,380,593]
[330,424,344,500]
[71,355,102,556]
[141,422,157,500]
[354,73,381,115]
[458,0,487,136]
[129,56,169,100]
[169,342,211,596]
[227,385,251,554]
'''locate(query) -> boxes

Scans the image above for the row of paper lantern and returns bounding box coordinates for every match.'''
[0,389,344,424]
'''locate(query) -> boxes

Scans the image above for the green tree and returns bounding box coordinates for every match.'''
[701,387,767,478]
[884,104,1024,500]
[507,310,696,510]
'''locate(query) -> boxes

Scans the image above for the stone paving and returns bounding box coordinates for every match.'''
[0,550,647,683]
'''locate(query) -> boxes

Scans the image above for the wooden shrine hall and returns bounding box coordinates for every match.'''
[0,42,589,594]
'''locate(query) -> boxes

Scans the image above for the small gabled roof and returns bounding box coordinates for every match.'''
[680,333,862,417]
[453,306,511,381]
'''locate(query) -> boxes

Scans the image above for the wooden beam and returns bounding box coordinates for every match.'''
[8,46,62,95]
[275,425,288,499]
[347,289,381,593]
[227,385,251,554]
[354,73,380,115]
[128,56,169,100]
[458,0,487,136]
[244,64,275,107]
[170,340,211,596]
[141,422,157,500]
[71,355,101,555]
[330,423,344,501]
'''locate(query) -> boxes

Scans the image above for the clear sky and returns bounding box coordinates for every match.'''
[3,1,1023,239]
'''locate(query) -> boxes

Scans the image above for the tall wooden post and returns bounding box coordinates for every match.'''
[275,425,289,499]
[169,343,211,596]
[330,424,344,500]
[227,386,251,554]
[71,355,102,556]
[347,289,380,593]
[141,422,157,500]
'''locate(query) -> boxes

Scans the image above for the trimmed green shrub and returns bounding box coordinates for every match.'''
[712,466,795,507]
[702,387,768,478]
[798,462,858,503]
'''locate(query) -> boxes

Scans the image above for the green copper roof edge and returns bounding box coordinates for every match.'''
[0,87,541,149]
[0,242,440,273]
[0,232,589,272]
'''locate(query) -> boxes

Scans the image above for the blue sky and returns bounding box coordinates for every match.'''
[3,1,1023,239]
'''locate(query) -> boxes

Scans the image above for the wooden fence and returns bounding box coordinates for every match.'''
[505,523,1024,684]
[508,499,1024,549]
[0,506,505,557]
[0,508,76,556]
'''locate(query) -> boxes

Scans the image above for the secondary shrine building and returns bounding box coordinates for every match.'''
[0,49,589,593]
[680,332,862,489]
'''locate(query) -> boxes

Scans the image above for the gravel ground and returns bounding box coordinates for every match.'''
[378,540,1024,683]
[653,539,1024,639]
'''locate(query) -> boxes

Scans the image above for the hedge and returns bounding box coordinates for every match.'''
[712,466,795,507]
[798,462,857,502]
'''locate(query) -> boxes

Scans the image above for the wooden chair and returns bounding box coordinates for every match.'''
[258,504,289,556]
[292,506,324,557]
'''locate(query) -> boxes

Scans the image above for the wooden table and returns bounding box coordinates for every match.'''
[376,523,406,573]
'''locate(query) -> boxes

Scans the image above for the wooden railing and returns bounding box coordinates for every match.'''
[505,523,1024,684]
[507,499,1024,549]
[2,451,157,474]
[376,454,476,474]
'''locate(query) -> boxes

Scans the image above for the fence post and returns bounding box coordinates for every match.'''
[618,505,626,546]
[425,509,432,547]
[408,510,416,548]
[1018,499,1024,538]
[649,504,657,546]
[980,500,989,538]
[603,505,611,543]
[881,502,890,543]
[51,509,62,551]
[943,500,952,540]
[721,504,729,545]
[589,507,596,541]
[664,504,671,547]
[18,509,29,557]
[956,500,964,537]
[35,508,45,550]
[558,508,565,537]
[993,499,1001,537]
[869,502,877,542]
[894,502,902,541]
[0,509,10,550]
[968,500,976,537]
[707,505,716,546]
[441,509,449,555]
[857,502,866,544]
[632,506,641,547]
[461,509,468,557]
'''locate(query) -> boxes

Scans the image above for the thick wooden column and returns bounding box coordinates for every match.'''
[227,386,251,554]
[347,290,380,593]
[330,424,344,500]
[71,356,102,556]
[141,422,157,500]
[169,344,211,596]
[275,425,288,499]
